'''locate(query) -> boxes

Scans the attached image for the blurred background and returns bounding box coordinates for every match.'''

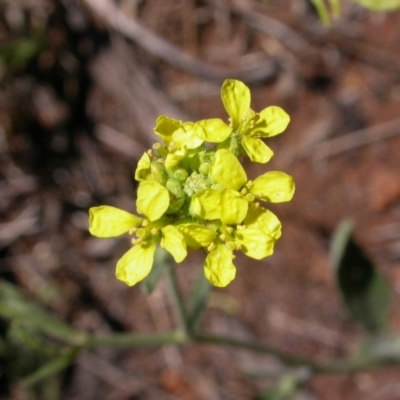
[1,0,400,399]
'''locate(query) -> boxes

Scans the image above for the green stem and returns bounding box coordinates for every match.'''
[193,333,400,375]
[193,333,319,368]
[165,262,189,337]
[187,270,211,332]
[81,331,185,349]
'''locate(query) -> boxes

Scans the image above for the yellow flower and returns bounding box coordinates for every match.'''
[89,79,295,289]
[190,149,295,224]
[89,206,188,286]
[220,79,290,163]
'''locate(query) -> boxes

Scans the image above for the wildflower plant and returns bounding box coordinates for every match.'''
[89,79,295,288]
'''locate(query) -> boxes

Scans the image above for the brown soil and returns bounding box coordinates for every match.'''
[1,1,400,399]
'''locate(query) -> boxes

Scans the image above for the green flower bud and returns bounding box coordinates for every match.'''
[199,162,210,175]
[173,168,189,182]
[166,178,185,214]
[150,161,167,185]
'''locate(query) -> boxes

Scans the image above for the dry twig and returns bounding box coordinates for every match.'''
[307,118,400,159]
[81,0,278,83]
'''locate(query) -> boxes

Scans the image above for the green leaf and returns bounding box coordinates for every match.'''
[351,0,400,10]
[330,220,392,334]
[0,280,78,343]
[141,247,170,294]
[187,270,211,331]
[19,350,78,388]
[309,0,332,25]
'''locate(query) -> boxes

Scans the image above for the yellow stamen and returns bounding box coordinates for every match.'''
[207,242,216,252]
[136,228,145,237]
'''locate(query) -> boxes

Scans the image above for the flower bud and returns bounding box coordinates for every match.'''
[199,162,210,175]
[150,161,167,185]
[166,178,185,214]
[173,168,189,182]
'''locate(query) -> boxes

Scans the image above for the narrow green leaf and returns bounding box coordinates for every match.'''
[310,0,331,25]
[330,220,392,334]
[0,280,81,343]
[188,270,211,332]
[19,351,77,388]
[351,0,400,10]
[329,0,341,15]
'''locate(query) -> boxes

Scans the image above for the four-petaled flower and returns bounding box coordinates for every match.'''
[220,79,290,163]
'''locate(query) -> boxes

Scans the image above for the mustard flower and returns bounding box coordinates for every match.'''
[220,79,290,163]
[190,149,295,225]
[88,79,294,288]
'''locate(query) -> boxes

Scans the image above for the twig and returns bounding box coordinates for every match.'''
[308,118,400,159]
[227,0,317,61]
[95,124,147,158]
[81,0,278,83]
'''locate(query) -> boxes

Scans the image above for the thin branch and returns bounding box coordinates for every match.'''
[81,0,278,83]
[308,118,400,159]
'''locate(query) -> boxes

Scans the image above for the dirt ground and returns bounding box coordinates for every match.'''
[1,0,400,399]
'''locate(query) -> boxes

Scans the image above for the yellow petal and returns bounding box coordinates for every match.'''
[220,189,248,225]
[241,137,274,164]
[204,244,236,287]
[137,181,170,221]
[221,79,251,127]
[191,188,248,225]
[161,225,187,263]
[115,242,156,286]
[178,223,216,249]
[250,172,295,203]
[89,206,143,238]
[173,123,203,149]
[134,152,151,181]
[235,227,276,260]
[210,149,247,190]
[244,204,282,240]
[197,119,232,143]
[165,147,186,169]
[154,115,181,144]
[256,106,290,138]
[190,189,221,221]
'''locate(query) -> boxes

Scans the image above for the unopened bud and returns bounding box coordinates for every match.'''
[150,161,167,184]
[245,193,255,202]
[166,178,185,214]
[173,168,189,182]
[199,162,210,175]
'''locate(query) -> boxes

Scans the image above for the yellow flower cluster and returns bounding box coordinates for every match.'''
[89,80,295,287]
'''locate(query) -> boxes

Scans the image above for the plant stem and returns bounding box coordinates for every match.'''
[81,331,186,349]
[187,269,211,332]
[193,333,320,368]
[165,262,189,337]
